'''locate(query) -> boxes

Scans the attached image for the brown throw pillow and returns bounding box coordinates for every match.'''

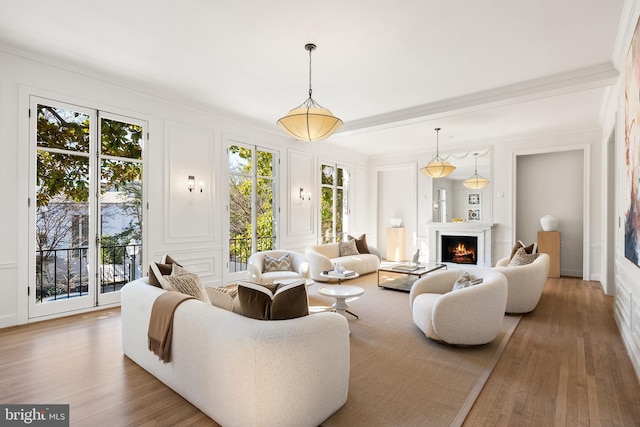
[348,234,370,254]
[148,262,172,287]
[236,281,308,320]
[271,282,309,320]
[236,282,274,320]
[148,255,184,287]
[163,255,182,266]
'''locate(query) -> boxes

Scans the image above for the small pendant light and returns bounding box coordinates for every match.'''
[463,152,490,189]
[420,128,456,178]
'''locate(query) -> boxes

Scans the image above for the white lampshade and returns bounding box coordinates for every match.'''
[420,159,456,178]
[278,43,342,142]
[277,103,343,141]
[463,174,489,189]
[420,127,455,178]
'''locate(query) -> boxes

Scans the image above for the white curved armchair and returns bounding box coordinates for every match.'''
[409,269,508,346]
[247,250,310,285]
[493,253,550,314]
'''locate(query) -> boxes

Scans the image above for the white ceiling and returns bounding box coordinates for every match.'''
[0,0,627,156]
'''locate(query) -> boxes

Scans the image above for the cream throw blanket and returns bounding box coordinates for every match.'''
[148,291,194,363]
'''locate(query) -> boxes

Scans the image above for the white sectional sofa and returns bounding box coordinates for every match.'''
[305,242,381,282]
[121,278,350,427]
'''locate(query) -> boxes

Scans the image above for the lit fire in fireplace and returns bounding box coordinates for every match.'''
[448,243,476,264]
[441,235,478,264]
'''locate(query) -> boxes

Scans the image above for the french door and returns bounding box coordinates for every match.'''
[29,97,146,318]
[226,143,278,281]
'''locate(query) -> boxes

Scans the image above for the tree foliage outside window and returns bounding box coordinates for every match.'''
[228,145,276,267]
[35,105,143,301]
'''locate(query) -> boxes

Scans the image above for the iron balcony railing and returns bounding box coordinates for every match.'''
[228,236,275,272]
[35,243,142,302]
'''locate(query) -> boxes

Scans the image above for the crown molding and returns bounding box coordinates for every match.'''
[337,63,618,136]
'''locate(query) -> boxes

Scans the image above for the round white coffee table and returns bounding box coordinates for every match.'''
[318,285,364,319]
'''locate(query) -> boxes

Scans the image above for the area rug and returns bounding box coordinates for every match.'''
[308,274,521,427]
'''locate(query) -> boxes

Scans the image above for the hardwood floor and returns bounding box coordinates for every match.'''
[1,276,639,426]
[464,277,640,426]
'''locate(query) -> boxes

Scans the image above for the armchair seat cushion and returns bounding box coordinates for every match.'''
[259,270,302,284]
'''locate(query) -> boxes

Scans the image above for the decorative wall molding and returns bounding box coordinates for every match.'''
[164,121,216,244]
[287,149,315,237]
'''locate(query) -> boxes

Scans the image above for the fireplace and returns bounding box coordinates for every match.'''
[441,235,478,265]
[425,222,494,267]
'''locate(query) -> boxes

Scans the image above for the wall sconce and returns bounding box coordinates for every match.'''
[299,187,311,201]
[187,175,195,192]
[198,181,204,193]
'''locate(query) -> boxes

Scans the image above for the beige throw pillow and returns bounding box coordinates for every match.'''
[508,247,540,266]
[159,265,210,303]
[339,239,360,257]
[263,254,293,272]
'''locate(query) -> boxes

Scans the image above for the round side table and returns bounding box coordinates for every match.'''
[318,285,364,319]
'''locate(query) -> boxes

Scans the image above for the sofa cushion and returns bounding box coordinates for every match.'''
[332,254,380,275]
[339,240,360,257]
[263,253,293,272]
[310,243,341,259]
[348,234,370,254]
[160,265,210,303]
[236,281,308,320]
[508,247,540,266]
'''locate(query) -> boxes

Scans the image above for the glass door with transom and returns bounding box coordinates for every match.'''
[30,98,145,318]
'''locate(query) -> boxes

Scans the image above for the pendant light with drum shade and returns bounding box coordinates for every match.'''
[463,152,490,189]
[277,43,343,141]
[420,128,455,178]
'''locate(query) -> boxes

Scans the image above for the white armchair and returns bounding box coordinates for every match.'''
[493,253,550,313]
[247,250,310,285]
[409,268,508,346]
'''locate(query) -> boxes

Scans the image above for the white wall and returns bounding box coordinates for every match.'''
[366,128,602,273]
[0,48,369,327]
[516,150,584,277]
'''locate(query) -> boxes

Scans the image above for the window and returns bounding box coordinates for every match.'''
[31,98,145,318]
[320,163,349,243]
[228,144,278,273]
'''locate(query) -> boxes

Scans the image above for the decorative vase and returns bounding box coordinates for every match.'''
[390,217,402,228]
[540,214,559,231]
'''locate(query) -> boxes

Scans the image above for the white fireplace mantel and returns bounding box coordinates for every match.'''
[425,222,496,267]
